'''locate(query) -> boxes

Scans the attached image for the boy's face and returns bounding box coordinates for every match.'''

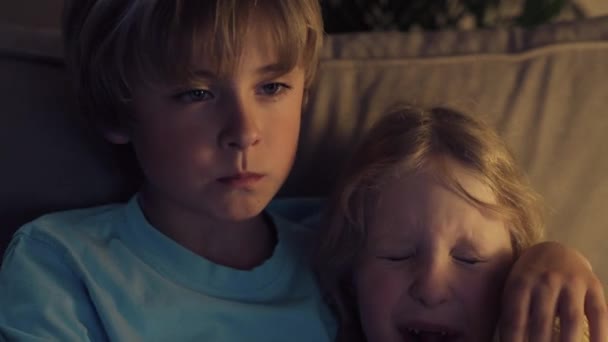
[355,161,514,342]
[117,28,305,226]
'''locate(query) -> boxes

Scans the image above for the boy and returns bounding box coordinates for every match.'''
[0,1,605,341]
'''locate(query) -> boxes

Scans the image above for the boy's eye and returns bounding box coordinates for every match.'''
[175,89,214,103]
[259,82,290,96]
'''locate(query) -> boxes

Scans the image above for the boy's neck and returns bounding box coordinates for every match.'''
[193,215,277,270]
[137,194,277,271]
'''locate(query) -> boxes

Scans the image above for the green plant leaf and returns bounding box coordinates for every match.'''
[517,0,569,27]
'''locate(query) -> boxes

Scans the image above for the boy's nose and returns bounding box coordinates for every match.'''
[219,106,261,150]
[407,259,451,308]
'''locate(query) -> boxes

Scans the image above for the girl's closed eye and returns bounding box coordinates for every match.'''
[173,88,215,103]
[377,249,416,262]
[452,242,489,265]
[452,253,487,265]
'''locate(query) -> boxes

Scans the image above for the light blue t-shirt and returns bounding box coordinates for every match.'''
[0,196,336,341]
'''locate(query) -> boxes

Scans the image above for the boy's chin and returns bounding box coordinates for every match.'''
[212,196,272,222]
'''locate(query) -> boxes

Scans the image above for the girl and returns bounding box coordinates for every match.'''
[317,105,592,341]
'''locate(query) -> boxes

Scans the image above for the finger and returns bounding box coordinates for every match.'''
[499,277,533,342]
[585,282,608,342]
[527,282,560,342]
[558,283,586,342]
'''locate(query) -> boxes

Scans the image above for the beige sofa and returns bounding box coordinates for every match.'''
[1,17,607,288]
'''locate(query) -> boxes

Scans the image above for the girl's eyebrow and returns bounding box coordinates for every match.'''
[369,231,415,246]
[453,234,494,254]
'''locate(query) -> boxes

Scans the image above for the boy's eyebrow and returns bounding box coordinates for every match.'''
[191,69,217,80]
[191,63,292,80]
[255,63,292,76]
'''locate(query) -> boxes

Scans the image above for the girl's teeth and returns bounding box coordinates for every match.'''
[407,329,450,337]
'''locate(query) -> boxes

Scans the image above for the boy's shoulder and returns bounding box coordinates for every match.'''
[12,201,129,253]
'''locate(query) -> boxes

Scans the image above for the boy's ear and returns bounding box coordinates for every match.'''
[100,113,133,144]
[103,127,131,144]
[302,89,309,108]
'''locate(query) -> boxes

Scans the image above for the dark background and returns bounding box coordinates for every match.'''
[1,0,607,32]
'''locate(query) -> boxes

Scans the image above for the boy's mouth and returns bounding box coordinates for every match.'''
[217,173,265,187]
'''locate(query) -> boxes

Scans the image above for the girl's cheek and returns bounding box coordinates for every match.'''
[355,260,407,309]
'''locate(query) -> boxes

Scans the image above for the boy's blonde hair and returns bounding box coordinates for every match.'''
[316,105,545,341]
[63,0,324,131]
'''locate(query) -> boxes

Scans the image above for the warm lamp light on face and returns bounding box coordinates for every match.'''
[355,160,514,342]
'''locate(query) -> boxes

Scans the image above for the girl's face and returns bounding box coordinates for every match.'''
[355,161,514,342]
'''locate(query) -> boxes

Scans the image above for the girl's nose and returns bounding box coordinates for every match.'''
[407,258,451,308]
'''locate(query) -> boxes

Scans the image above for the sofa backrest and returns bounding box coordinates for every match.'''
[0,25,134,256]
[1,18,608,286]
[288,17,608,286]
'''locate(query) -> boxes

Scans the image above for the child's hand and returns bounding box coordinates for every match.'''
[499,241,607,342]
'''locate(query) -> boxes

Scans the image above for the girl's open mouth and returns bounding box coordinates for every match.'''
[400,325,464,342]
